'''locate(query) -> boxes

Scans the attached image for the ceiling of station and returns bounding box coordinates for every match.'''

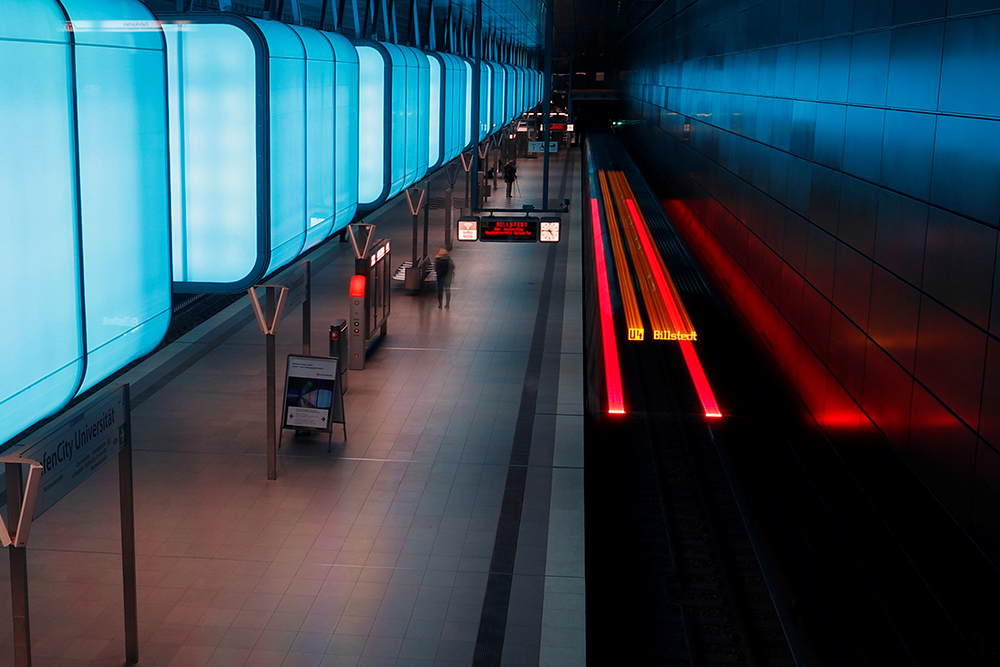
[144,0,661,64]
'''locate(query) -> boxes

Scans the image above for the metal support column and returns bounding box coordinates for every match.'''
[423,183,430,257]
[6,463,29,667]
[470,0,482,211]
[265,287,277,481]
[119,384,139,663]
[541,0,554,209]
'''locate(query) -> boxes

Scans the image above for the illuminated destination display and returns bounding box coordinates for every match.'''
[480,217,539,242]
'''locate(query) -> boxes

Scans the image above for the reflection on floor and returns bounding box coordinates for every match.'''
[0,150,583,667]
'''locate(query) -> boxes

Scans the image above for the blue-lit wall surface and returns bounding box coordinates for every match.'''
[354,40,429,210]
[623,1,1000,556]
[67,0,173,394]
[489,61,506,133]
[328,32,359,232]
[165,15,359,291]
[503,64,517,122]
[428,54,443,169]
[427,52,470,171]
[1,0,85,446]
[355,42,387,206]
[164,15,265,290]
[463,60,473,147]
[291,25,336,251]
[1,0,173,446]
[248,19,305,276]
[480,61,492,140]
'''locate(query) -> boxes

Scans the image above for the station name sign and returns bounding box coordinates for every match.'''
[460,216,560,243]
[16,384,128,520]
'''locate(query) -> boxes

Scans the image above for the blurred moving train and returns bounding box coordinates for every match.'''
[0,0,543,446]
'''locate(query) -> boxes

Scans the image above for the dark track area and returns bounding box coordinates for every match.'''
[583,128,1000,666]
[584,132,794,666]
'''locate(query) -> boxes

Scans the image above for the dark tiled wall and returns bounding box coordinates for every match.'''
[622,0,1000,554]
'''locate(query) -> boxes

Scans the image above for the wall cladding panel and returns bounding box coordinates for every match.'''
[623,0,1000,557]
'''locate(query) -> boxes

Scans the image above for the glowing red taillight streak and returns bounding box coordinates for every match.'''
[591,197,626,414]
[680,340,722,418]
[626,198,721,418]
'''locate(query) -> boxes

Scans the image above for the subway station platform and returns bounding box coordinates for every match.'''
[0,149,583,667]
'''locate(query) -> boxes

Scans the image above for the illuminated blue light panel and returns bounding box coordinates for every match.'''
[428,54,442,169]
[414,47,430,183]
[443,54,468,164]
[326,32,358,233]
[490,62,505,133]
[480,61,492,140]
[252,19,307,276]
[164,21,260,289]
[387,43,408,198]
[383,42,429,200]
[407,45,430,189]
[463,59,473,147]
[63,0,172,394]
[0,1,84,445]
[356,43,387,206]
[428,52,468,171]
[512,66,524,115]
[504,64,517,123]
[292,25,335,251]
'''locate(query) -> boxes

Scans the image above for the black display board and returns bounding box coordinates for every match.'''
[480,217,540,242]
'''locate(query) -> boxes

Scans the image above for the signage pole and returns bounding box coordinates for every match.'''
[266,286,277,480]
[541,0,554,209]
[423,184,430,259]
[6,461,30,667]
[118,384,139,663]
[445,187,453,250]
[411,201,419,267]
[464,156,471,216]
[302,260,312,356]
[445,162,459,250]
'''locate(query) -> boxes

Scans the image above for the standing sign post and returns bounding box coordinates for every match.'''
[278,355,346,452]
[444,162,460,250]
[5,383,137,666]
[460,151,473,215]
[248,285,288,481]
[247,260,312,481]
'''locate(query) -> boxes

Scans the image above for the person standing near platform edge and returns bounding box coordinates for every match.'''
[435,248,455,308]
[503,160,517,197]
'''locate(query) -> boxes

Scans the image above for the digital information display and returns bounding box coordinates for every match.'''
[480,217,539,242]
[457,217,479,241]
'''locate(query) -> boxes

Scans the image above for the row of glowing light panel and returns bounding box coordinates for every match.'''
[0,0,543,448]
[587,152,721,417]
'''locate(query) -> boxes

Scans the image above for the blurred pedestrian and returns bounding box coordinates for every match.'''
[434,248,455,308]
[503,161,517,197]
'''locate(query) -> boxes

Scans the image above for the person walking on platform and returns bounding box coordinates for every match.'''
[503,160,517,197]
[434,248,455,308]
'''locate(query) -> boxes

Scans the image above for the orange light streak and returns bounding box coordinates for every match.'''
[591,197,626,415]
[625,198,721,418]
[625,197,695,335]
[598,170,645,340]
